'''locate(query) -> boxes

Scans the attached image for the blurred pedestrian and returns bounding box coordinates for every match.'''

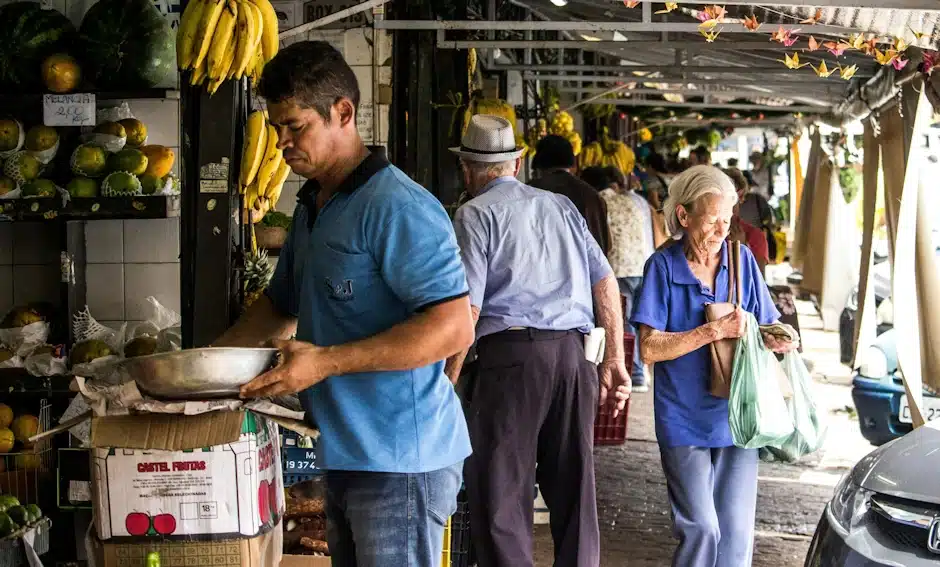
[447,115,629,567]
[531,135,611,254]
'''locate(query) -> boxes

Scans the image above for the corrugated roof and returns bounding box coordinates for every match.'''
[503,0,940,111]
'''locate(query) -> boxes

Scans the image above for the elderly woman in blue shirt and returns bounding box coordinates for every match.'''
[630,165,799,567]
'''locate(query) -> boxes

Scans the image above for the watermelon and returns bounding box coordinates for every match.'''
[78,0,175,90]
[0,3,76,90]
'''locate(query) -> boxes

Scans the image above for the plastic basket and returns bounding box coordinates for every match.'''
[449,489,472,567]
[593,335,634,446]
[0,518,50,567]
[0,401,54,506]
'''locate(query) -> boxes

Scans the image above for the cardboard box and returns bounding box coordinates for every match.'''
[91,411,286,542]
[97,525,282,567]
[281,555,332,567]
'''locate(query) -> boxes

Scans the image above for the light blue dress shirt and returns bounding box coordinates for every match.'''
[266,153,472,473]
[453,176,613,339]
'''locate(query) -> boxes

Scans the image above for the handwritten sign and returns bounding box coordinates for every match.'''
[43,94,96,127]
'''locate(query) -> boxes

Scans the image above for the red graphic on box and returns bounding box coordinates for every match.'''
[125,512,150,536]
[258,481,270,524]
[152,513,177,535]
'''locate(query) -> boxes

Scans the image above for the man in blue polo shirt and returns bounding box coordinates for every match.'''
[215,41,475,566]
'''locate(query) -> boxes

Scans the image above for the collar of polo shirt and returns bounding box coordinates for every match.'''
[296,147,390,229]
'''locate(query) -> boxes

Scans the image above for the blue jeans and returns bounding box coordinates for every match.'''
[617,276,646,384]
[325,462,463,567]
[659,446,758,567]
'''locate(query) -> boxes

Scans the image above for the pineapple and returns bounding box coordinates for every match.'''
[243,249,275,311]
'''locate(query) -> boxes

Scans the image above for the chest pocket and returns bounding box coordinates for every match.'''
[308,243,380,316]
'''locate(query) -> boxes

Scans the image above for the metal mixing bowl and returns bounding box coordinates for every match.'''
[113,347,279,399]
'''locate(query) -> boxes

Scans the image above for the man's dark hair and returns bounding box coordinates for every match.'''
[532,135,576,170]
[692,145,711,163]
[646,151,667,173]
[258,41,360,122]
[580,166,611,191]
[727,157,739,167]
[605,166,626,189]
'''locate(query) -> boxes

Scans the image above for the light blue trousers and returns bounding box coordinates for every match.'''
[659,445,759,567]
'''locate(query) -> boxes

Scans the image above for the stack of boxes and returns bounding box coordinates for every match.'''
[81,408,318,566]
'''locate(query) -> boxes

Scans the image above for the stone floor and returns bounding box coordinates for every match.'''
[532,300,874,566]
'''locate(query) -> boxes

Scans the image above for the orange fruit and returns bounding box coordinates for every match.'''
[140,145,175,178]
[0,405,12,429]
[41,54,81,94]
[10,415,38,445]
[0,429,14,453]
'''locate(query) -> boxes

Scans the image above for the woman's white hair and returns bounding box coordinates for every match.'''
[663,165,738,237]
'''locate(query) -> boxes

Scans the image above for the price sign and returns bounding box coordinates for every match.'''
[43,94,96,127]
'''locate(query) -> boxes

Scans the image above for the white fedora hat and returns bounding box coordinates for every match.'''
[450,114,524,163]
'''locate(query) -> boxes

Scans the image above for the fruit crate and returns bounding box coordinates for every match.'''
[593,333,634,446]
[0,401,54,506]
[0,517,50,567]
[449,488,472,567]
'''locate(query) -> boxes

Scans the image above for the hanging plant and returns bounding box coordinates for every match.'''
[838,166,861,204]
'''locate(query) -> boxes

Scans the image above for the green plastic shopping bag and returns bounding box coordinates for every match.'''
[729,312,795,449]
[761,352,826,462]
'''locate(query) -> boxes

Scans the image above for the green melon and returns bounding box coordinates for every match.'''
[6,506,28,527]
[101,171,142,197]
[21,179,57,198]
[3,151,41,186]
[70,144,108,178]
[0,3,76,90]
[67,177,98,198]
[139,174,161,195]
[0,496,20,512]
[0,512,14,537]
[108,149,148,176]
[78,0,174,89]
[24,504,40,524]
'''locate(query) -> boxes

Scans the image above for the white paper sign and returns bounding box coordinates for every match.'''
[44,94,96,127]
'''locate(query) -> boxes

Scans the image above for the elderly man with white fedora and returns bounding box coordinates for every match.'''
[445,114,630,567]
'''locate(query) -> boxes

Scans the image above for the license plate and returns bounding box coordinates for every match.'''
[282,447,321,474]
[898,396,940,423]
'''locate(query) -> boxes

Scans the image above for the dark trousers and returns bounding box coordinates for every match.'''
[464,329,600,567]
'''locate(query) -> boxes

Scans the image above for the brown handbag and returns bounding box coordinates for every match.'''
[704,241,743,399]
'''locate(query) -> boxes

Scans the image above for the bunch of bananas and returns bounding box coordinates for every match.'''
[177,0,280,95]
[579,133,635,175]
[240,110,290,223]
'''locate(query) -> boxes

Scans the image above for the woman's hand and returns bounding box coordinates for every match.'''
[762,331,800,354]
[713,306,747,340]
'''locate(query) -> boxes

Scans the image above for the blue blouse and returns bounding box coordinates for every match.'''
[630,239,781,448]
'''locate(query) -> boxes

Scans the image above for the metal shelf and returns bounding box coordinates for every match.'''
[0,195,181,222]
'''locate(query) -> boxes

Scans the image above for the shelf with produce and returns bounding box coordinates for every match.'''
[0,195,181,221]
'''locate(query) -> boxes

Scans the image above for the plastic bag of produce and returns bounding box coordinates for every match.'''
[70,307,126,378]
[729,312,795,449]
[0,345,23,369]
[0,306,51,357]
[23,344,68,377]
[761,354,826,463]
[125,296,181,357]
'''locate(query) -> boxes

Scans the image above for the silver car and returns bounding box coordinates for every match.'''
[805,424,940,565]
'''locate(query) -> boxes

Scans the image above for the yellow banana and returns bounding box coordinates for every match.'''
[255,124,282,197]
[240,110,268,186]
[207,0,238,80]
[177,0,205,70]
[244,180,261,210]
[265,158,291,207]
[249,0,279,63]
[234,1,262,79]
[191,0,225,70]
[190,60,208,86]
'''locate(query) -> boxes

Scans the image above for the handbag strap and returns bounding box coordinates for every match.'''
[728,240,742,307]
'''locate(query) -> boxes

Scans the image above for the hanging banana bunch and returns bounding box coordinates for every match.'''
[579,128,635,174]
[239,109,290,224]
[177,0,280,95]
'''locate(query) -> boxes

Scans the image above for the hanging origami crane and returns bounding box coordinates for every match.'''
[838,64,858,80]
[780,52,809,69]
[770,26,800,47]
[807,36,820,51]
[623,0,640,8]
[809,60,837,77]
[823,40,850,56]
[655,3,678,14]
[800,8,823,24]
[742,15,760,31]
[700,28,721,42]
